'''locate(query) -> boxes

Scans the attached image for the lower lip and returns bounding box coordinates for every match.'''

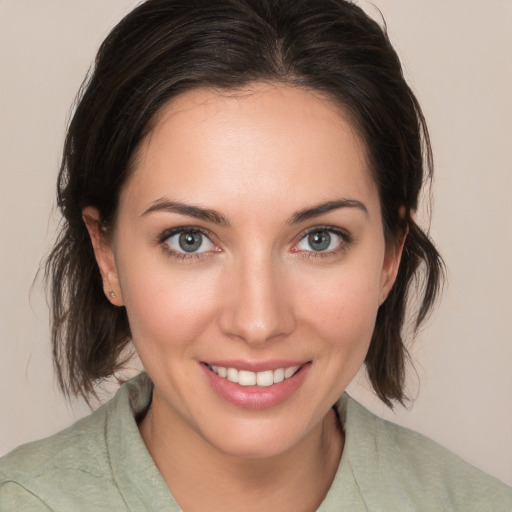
[201,363,311,409]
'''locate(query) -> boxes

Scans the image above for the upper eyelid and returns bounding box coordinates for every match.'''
[157,225,350,250]
[292,226,352,254]
[158,227,218,258]
[295,225,351,242]
[158,226,216,244]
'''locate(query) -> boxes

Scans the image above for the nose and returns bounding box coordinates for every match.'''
[218,252,296,345]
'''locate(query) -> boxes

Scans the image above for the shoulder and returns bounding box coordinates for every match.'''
[0,400,111,478]
[338,394,512,511]
[0,481,53,511]
[0,399,116,509]
[0,375,151,510]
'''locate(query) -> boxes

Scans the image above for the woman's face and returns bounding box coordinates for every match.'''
[88,84,401,458]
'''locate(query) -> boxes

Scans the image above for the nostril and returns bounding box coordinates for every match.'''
[217,265,296,343]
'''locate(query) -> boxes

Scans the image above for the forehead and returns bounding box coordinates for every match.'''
[122,83,378,219]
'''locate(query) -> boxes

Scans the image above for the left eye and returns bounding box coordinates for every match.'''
[296,229,344,252]
[164,230,215,253]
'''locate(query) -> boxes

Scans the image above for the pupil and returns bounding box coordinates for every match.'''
[179,232,202,252]
[308,231,330,251]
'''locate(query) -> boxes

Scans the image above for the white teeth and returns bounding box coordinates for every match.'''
[273,368,285,384]
[238,370,257,386]
[209,364,301,387]
[226,367,238,383]
[284,366,299,378]
[256,370,273,387]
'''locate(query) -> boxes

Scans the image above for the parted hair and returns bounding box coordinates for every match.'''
[46,0,444,406]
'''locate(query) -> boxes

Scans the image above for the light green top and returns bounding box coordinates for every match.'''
[1,373,511,511]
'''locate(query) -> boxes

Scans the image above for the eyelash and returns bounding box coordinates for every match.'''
[157,225,352,261]
[292,226,352,258]
[158,226,218,261]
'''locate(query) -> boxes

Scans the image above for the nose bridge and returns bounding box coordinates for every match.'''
[219,247,294,344]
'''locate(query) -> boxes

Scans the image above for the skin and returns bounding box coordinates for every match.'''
[84,83,403,511]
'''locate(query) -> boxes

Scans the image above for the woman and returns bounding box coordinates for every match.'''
[0,0,510,509]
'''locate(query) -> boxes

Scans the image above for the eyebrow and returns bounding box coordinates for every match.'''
[288,199,368,224]
[141,199,230,226]
[141,197,368,226]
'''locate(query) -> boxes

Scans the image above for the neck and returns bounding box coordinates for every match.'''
[139,392,344,512]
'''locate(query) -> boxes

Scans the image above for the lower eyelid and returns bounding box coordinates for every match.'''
[156,227,216,255]
[158,227,350,259]
[294,228,350,252]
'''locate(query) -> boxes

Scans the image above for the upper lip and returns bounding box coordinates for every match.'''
[202,360,310,372]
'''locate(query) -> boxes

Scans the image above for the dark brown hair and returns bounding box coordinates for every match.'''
[46,0,444,406]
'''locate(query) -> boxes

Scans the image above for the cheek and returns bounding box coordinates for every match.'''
[298,262,382,349]
[117,256,221,356]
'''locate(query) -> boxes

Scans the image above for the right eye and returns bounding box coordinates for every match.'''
[163,229,216,254]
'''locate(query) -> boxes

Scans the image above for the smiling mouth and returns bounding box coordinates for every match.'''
[205,364,304,387]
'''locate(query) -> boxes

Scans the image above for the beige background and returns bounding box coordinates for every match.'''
[1,0,511,485]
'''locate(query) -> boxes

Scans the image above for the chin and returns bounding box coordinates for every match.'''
[195,410,322,460]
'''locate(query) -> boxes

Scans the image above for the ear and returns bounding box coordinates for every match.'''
[379,229,407,306]
[82,206,124,306]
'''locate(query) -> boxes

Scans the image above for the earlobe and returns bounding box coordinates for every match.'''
[82,206,124,306]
